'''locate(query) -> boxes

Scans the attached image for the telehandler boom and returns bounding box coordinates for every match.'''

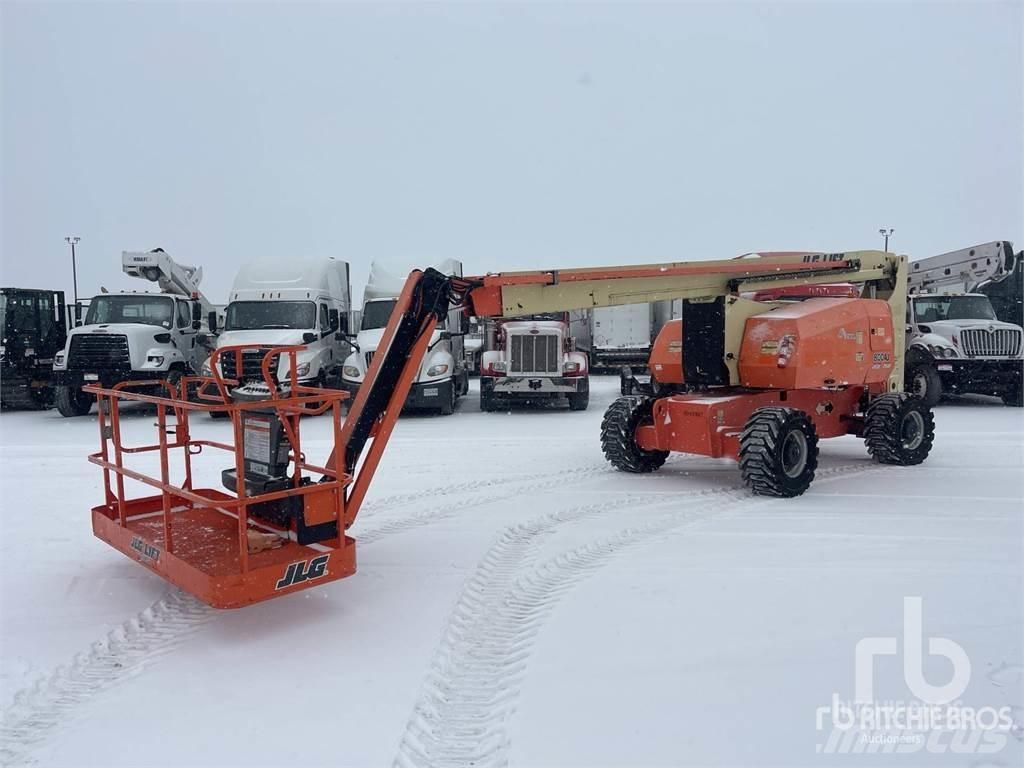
[86,250,933,607]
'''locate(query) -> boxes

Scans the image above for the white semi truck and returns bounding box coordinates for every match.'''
[52,249,215,416]
[906,241,1023,407]
[205,257,353,403]
[341,260,469,415]
[479,310,590,411]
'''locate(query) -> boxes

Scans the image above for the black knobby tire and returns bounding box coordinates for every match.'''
[739,407,819,498]
[55,385,94,417]
[864,393,935,465]
[600,396,668,473]
[906,363,941,407]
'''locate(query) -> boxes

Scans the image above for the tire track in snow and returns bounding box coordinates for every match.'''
[394,462,882,768]
[357,463,598,520]
[0,463,605,765]
[356,465,608,544]
[0,590,214,767]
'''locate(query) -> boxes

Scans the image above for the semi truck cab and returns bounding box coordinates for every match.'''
[341,296,467,415]
[205,257,352,402]
[479,312,589,411]
[341,260,468,416]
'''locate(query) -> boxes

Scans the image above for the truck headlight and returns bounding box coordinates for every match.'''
[927,344,956,359]
[147,355,165,366]
[491,361,508,373]
[343,365,361,379]
[427,363,449,377]
[563,361,580,373]
[293,362,311,377]
[55,352,65,366]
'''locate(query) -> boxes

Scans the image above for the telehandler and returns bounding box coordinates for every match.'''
[85,249,933,607]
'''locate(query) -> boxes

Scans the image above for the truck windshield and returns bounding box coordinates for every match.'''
[914,296,997,322]
[225,301,317,330]
[84,296,174,328]
[361,299,398,330]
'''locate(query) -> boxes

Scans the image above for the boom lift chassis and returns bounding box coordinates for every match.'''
[87,251,933,607]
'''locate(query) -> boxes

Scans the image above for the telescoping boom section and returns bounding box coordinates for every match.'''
[87,250,931,608]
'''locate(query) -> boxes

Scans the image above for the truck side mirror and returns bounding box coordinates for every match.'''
[329,308,340,333]
[439,330,452,341]
[191,301,202,331]
[208,311,219,334]
[302,332,317,344]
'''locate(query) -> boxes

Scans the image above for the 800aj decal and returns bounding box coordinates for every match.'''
[275,555,330,590]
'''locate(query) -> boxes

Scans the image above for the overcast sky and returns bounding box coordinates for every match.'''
[2,1,1021,306]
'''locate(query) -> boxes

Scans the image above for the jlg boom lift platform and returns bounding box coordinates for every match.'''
[87,250,934,607]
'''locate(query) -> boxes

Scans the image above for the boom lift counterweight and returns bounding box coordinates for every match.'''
[86,250,934,608]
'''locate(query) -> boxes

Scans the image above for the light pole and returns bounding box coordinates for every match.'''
[65,236,81,320]
[878,228,894,252]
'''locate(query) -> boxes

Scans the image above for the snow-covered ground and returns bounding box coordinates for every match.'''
[1,376,1021,767]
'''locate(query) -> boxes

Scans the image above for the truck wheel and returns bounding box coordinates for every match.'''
[480,389,497,412]
[619,367,633,396]
[864,393,935,465]
[55,385,94,417]
[1001,385,1023,407]
[739,407,819,497]
[906,363,941,407]
[166,368,184,398]
[439,384,456,415]
[600,396,668,473]
[568,379,590,411]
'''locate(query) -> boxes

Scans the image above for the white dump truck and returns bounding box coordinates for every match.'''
[205,257,353,403]
[340,260,469,415]
[906,241,1023,407]
[479,311,590,411]
[52,249,215,417]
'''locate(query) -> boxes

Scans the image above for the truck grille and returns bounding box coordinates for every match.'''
[221,349,273,382]
[510,334,560,374]
[68,334,130,370]
[960,328,1022,357]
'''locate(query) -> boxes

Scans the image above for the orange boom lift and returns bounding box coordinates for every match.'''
[87,250,933,607]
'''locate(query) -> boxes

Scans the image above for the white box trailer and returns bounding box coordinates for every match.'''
[589,304,655,370]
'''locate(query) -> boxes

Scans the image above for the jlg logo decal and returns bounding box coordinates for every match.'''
[275,554,330,590]
[129,536,160,563]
